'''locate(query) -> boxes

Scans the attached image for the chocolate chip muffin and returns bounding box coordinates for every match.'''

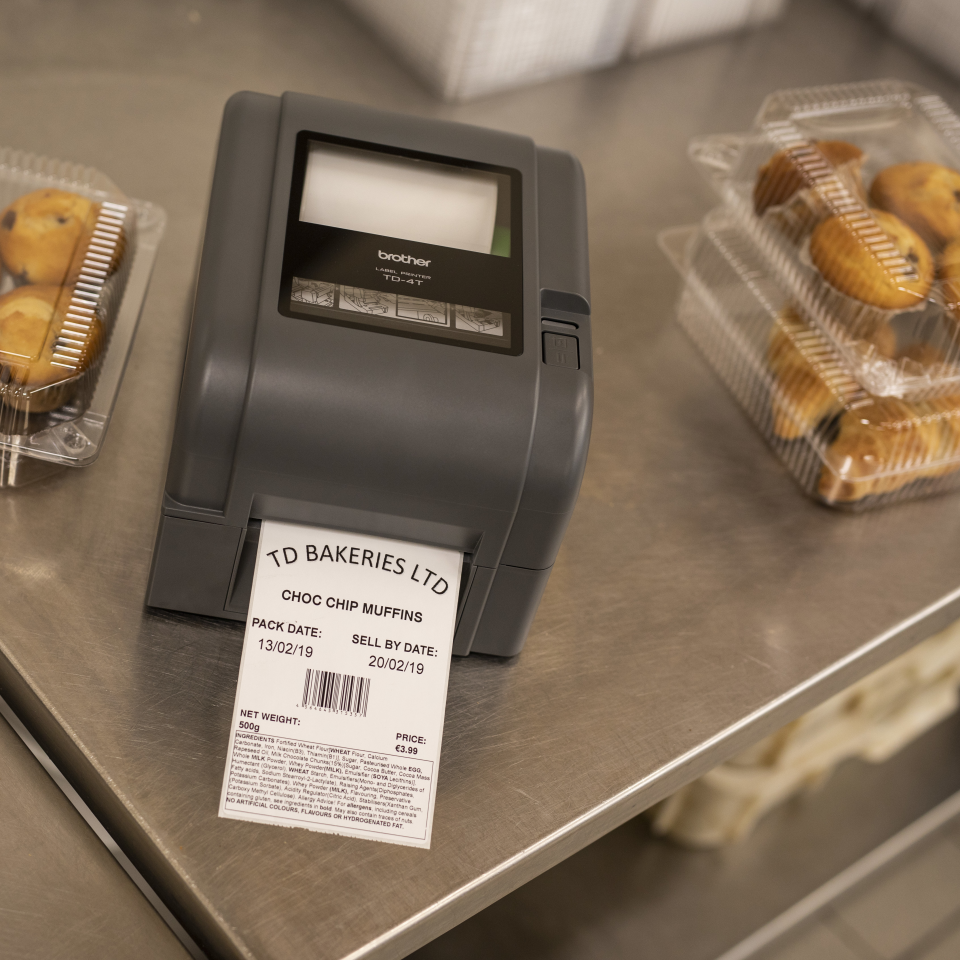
[870,162,960,250]
[0,188,124,288]
[754,140,865,216]
[0,284,103,412]
[819,396,943,502]
[767,307,842,440]
[809,209,934,310]
[940,237,960,324]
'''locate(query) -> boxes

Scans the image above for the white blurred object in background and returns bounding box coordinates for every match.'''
[339,0,790,101]
[628,0,787,57]
[340,0,636,101]
[847,0,960,81]
[649,618,960,848]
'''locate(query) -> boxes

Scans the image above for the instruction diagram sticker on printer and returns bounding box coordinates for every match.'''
[454,305,504,336]
[219,520,461,848]
[396,295,448,325]
[291,277,335,307]
[339,285,397,316]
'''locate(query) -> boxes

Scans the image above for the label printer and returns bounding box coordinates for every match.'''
[147,91,592,657]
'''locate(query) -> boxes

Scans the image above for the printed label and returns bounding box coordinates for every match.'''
[219,520,461,848]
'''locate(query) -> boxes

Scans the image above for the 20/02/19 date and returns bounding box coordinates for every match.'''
[258,638,313,657]
[369,655,424,675]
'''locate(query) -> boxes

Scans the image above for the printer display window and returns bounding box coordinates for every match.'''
[282,131,522,355]
[299,140,510,258]
[290,277,510,341]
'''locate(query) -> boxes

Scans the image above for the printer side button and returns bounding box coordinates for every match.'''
[542,332,580,370]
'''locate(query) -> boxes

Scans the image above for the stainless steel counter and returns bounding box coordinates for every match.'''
[0,710,190,959]
[410,708,960,960]
[2,2,960,959]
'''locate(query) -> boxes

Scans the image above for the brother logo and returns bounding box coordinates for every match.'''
[379,249,431,267]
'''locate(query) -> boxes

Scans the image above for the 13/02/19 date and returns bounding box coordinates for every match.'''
[369,655,424,675]
[259,638,313,657]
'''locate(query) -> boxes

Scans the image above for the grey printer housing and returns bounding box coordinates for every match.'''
[147,91,592,657]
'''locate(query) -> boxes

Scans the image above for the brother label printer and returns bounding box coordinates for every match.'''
[147,91,592,657]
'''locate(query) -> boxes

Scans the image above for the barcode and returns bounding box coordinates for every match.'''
[301,668,370,717]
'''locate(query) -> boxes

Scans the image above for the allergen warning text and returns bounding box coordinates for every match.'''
[224,733,433,839]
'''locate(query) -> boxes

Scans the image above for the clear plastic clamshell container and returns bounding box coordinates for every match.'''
[689,79,960,401]
[0,148,165,486]
[660,208,960,510]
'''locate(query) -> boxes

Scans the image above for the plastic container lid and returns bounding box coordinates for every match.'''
[660,208,960,509]
[689,79,960,401]
[0,148,165,485]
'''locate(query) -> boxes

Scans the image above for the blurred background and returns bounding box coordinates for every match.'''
[334,0,955,102]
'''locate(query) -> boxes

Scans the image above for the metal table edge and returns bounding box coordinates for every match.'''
[6,584,960,960]
[347,584,960,960]
[0,638,255,960]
